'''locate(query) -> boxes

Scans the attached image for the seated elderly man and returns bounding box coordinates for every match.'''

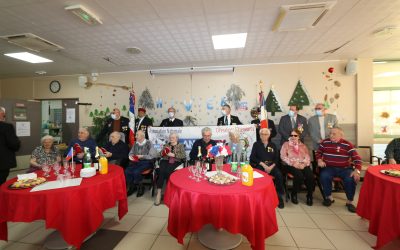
[384,137,400,164]
[316,127,362,213]
[66,127,97,162]
[125,130,157,197]
[29,135,61,173]
[103,131,129,168]
[189,127,216,165]
[250,128,285,209]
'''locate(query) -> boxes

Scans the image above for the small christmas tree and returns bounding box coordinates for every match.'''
[226,84,245,110]
[139,88,155,110]
[265,89,282,116]
[288,80,310,110]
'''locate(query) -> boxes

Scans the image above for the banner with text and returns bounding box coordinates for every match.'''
[148,125,257,158]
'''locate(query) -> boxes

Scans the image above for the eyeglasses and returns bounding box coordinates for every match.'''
[290,134,298,137]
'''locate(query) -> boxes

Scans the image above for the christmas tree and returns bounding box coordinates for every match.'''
[265,89,282,116]
[288,80,310,110]
[139,88,155,110]
[226,84,245,110]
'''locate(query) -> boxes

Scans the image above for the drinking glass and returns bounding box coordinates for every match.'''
[70,162,76,178]
[215,156,224,176]
[53,162,61,176]
[57,174,65,186]
[42,164,50,178]
[202,162,208,180]
[63,160,70,173]
[194,163,201,182]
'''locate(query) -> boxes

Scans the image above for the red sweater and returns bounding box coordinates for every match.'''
[316,138,362,170]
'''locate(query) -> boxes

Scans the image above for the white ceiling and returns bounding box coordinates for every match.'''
[0,0,399,79]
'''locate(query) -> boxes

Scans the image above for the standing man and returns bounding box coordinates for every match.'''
[160,107,183,127]
[217,104,242,126]
[0,107,21,185]
[135,108,153,139]
[97,108,130,144]
[278,105,307,145]
[316,127,361,213]
[308,103,338,150]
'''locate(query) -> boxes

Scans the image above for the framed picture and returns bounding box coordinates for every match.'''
[13,107,27,121]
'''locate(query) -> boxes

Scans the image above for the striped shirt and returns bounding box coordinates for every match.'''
[316,138,362,170]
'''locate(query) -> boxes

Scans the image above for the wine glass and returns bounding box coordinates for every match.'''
[70,162,76,178]
[194,163,201,182]
[202,162,208,180]
[188,163,196,179]
[63,161,70,174]
[42,164,50,178]
[53,162,61,176]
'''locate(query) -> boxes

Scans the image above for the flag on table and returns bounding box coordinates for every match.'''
[259,91,269,129]
[65,147,74,161]
[129,88,136,147]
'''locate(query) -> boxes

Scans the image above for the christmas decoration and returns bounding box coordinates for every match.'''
[380,112,390,119]
[288,80,310,110]
[265,88,283,116]
[226,84,245,110]
[139,88,155,110]
[183,115,197,126]
[328,67,334,73]
[183,99,193,112]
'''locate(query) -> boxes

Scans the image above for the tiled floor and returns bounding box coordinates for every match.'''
[1,171,400,250]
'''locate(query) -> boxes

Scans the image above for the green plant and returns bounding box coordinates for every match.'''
[89,108,111,145]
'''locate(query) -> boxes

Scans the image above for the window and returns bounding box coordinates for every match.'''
[373,88,400,139]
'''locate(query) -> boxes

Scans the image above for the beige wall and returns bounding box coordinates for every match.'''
[1,61,357,128]
[373,61,400,88]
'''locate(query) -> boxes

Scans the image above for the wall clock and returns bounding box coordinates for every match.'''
[49,80,61,93]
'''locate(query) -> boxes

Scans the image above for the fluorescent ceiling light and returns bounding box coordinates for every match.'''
[212,33,247,49]
[150,66,234,75]
[374,72,400,78]
[373,61,387,64]
[4,52,53,63]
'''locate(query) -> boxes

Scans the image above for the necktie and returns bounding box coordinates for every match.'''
[291,117,296,129]
[224,116,228,125]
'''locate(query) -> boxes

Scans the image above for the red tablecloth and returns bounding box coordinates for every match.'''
[164,165,279,250]
[357,164,400,249]
[0,164,128,249]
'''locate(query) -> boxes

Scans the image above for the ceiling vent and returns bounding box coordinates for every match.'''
[0,33,64,52]
[272,1,337,32]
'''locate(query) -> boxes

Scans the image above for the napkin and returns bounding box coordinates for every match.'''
[253,171,264,178]
[17,173,37,181]
[30,178,82,192]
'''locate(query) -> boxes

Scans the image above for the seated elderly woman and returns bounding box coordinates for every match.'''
[125,130,157,197]
[154,132,186,206]
[227,131,243,161]
[29,135,61,173]
[280,128,314,206]
[103,131,129,168]
[65,127,97,162]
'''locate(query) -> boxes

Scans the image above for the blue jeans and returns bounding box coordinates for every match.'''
[320,167,356,201]
[125,160,153,185]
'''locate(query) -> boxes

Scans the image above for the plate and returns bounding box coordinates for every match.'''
[9,177,47,190]
[380,169,400,178]
[208,174,238,185]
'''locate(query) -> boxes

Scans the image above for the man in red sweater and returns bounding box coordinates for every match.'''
[316,127,361,213]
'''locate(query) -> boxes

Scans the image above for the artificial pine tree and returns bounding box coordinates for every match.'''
[265,89,282,116]
[139,88,155,109]
[226,84,245,110]
[288,80,310,110]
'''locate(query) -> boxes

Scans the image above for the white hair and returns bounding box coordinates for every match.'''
[0,107,5,113]
[201,127,212,135]
[41,135,54,144]
[259,128,271,135]
[169,132,179,140]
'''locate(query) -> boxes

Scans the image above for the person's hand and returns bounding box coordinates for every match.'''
[105,152,112,158]
[318,159,326,168]
[167,152,175,157]
[137,155,143,159]
[264,163,275,174]
[351,170,361,182]
[77,153,84,159]
[388,158,397,164]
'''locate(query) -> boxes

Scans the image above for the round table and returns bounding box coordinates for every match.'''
[164,165,279,250]
[357,164,400,249]
[0,164,128,249]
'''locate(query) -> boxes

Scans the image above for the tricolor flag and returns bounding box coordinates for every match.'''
[65,147,74,161]
[129,87,136,147]
[259,91,269,129]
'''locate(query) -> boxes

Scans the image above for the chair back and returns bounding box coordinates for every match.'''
[355,146,372,164]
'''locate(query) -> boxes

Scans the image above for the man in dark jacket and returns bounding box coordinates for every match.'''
[217,104,242,126]
[189,127,216,165]
[278,105,308,145]
[160,107,184,127]
[0,107,21,185]
[135,108,153,139]
[97,108,130,144]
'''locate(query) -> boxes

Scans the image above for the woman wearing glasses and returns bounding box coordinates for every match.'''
[280,128,314,206]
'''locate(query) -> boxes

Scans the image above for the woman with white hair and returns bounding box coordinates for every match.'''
[154,132,186,206]
[227,130,243,161]
[29,135,61,173]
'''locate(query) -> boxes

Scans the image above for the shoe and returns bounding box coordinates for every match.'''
[306,194,313,206]
[278,197,284,209]
[322,199,335,207]
[291,193,298,204]
[127,184,137,196]
[136,184,145,197]
[154,190,161,206]
[346,203,356,213]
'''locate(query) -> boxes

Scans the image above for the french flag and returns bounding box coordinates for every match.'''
[65,147,74,161]
[259,91,268,129]
[128,87,136,147]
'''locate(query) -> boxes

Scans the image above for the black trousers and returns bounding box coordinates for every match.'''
[156,160,182,189]
[0,169,10,186]
[286,165,314,195]
[253,165,284,199]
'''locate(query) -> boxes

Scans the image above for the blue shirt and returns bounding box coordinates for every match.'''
[66,138,97,162]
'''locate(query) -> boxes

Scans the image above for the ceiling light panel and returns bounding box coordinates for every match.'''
[4,52,53,63]
[212,33,247,49]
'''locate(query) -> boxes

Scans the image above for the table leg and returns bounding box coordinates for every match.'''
[44,230,97,249]
[198,224,242,250]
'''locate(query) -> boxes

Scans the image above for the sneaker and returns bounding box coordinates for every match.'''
[322,199,335,207]
[346,203,356,213]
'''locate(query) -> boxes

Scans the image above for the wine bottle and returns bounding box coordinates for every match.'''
[231,145,238,173]
[93,147,100,171]
[83,147,92,168]
[197,146,202,161]
[205,152,211,171]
